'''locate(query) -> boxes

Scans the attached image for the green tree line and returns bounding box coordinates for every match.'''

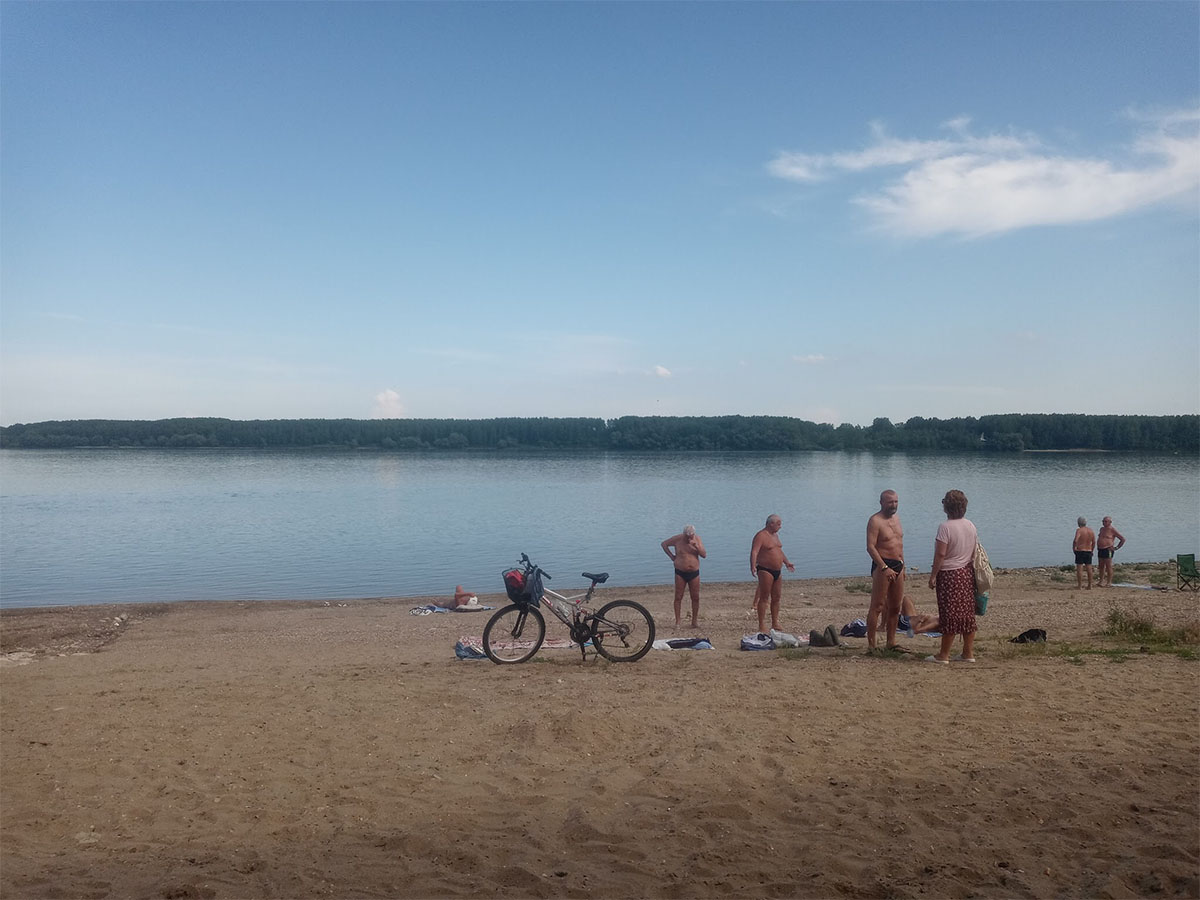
[1,414,1195,452]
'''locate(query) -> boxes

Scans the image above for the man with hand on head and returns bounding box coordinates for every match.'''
[661,525,707,629]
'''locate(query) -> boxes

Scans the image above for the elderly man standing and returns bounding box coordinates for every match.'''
[1073,516,1096,590]
[661,525,707,628]
[1096,516,1126,587]
[750,514,795,634]
[866,489,905,650]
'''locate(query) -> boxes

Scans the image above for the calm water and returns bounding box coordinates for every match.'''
[1,449,1197,608]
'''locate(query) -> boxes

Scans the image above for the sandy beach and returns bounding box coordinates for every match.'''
[2,566,1197,899]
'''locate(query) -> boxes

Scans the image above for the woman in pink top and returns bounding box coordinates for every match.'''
[925,490,978,663]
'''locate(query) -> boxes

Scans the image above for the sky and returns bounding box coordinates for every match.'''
[2,1,1197,427]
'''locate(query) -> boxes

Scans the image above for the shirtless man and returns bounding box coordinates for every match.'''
[866,489,905,650]
[661,525,707,628]
[750,514,795,633]
[1073,516,1096,589]
[435,585,478,609]
[1096,516,1126,587]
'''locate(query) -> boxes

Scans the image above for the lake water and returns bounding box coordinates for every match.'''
[1,449,1197,608]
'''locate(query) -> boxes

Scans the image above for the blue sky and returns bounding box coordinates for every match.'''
[2,1,1197,427]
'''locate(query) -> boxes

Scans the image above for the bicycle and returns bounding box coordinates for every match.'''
[483,553,656,664]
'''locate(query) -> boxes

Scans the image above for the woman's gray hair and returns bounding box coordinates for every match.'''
[683,524,696,536]
[1077,516,1087,527]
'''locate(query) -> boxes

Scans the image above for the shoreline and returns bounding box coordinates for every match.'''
[2,564,1190,661]
[0,559,1179,616]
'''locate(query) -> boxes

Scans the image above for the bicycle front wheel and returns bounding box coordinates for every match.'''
[482,604,546,664]
[591,600,655,662]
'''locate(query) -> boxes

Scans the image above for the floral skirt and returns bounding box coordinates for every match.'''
[935,564,977,635]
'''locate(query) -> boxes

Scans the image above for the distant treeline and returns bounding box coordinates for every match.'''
[1,414,1196,453]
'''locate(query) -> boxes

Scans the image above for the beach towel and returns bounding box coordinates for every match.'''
[411,601,494,615]
[452,599,492,612]
[769,628,805,648]
[456,635,582,656]
[454,639,487,659]
[740,632,776,651]
[652,638,714,651]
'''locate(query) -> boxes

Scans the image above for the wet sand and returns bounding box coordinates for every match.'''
[2,567,1197,899]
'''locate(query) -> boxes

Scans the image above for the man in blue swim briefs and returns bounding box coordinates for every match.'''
[1073,516,1096,590]
[750,514,795,633]
[866,489,905,651]
[661,525,707,629]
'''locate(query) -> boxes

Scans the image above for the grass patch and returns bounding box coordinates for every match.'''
[1048,573,1069,583]
[844,582,872,594]
[1103,607,1200,647]
[997,607,1200,663]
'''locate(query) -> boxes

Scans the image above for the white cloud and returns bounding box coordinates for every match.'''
[653,365,672,378]
[768,108,1200,238]
[371,389,405,418]
[791,354,827,365]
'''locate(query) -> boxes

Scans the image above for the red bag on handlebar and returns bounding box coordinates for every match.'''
[502,568,527,603]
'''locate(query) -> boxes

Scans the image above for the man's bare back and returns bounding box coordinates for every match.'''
[1073,526,1096,551]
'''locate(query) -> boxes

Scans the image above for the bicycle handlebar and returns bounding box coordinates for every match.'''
[518,552,551,580]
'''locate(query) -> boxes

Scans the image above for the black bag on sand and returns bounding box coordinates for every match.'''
[1010,628,1047,644]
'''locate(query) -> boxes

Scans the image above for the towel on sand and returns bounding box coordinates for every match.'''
[411,601,494,615]
[652,638,713,650]
[454,635,581,660]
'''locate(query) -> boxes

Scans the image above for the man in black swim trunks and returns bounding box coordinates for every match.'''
[866,490,905,650]
[750,515,794,633]
[1096,516,1126,588]
[1073,516,1096,590]
[661,525,707,629]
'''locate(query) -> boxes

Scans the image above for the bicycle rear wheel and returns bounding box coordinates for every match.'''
[482,604,546,664]
[591,600,655,662]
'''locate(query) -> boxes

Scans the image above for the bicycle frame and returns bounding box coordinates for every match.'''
[537,583,601,627]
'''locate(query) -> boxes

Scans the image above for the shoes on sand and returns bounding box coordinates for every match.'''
[951,655,976,662]
[923,655,949,664]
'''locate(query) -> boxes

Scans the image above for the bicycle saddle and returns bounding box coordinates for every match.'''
[581,572,609,584]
